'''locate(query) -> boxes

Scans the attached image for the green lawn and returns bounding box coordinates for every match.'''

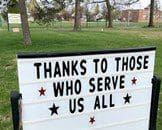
[0,26,162,130]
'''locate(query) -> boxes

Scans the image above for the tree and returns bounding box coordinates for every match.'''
[61,10,72,21]
[115,0,139,26]
[83,2,89,20]
[18,0,32,44]
[0,0,9,13]
[27,0,39,15]
[0,0,10,21]
[148,0,160,27]
[154,0,160,22]
[95,3,100,16]
[105,0,113,28]
[28,0,65,24]
[74,0,81,31]
[83,1,91,27]
[84,0,112,27]
[148,0,155,27]
[92,0,139,28]
[7,0,19,13]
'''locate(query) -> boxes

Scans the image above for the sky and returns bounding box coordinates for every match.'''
[132,0,162,9]
[35,0,162,10]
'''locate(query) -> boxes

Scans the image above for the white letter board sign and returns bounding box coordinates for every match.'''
[17,47,156,130]
[8,13,21,24]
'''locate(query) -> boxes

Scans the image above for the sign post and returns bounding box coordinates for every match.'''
[149,75,161,130]
[7,13,21,32]
[11,47,161,130]
[10,91,21,130]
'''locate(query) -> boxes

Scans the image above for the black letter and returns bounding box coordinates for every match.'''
[78,98,84,113]
[115,57,121,72]
[34,63,42,79]
[120,75,125,89]
[80,59,87,75]
[129,56,135,71]
[93,59,99,74]
[44,62,52,78]
[122,57,128,71]
[66,80,73,96]
[94,96,100,110]
[75,80,82,95]
[104,77,111,90]
[53,82,64,97]
[102,95,107,109]
[54,62,61,77]
[97,77,103,92]
[110,94,115,107]
[144,55,149,69]
[101,58,108,73]
[72,60,79,76]
[62,61,70,76]
[69,99,76,114]
[137,56,142,70]
[112,76,118,90]
[89,78,95,93]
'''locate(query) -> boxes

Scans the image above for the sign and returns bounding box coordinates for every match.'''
[12,28,20,32]
[17,47,156,130]
[8,13,21,24]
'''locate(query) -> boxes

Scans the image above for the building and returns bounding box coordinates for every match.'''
[121,8,162,22]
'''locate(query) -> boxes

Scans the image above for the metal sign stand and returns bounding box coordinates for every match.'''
[10,75,161,130]
[149,75,161,130]
[10,91,21,130]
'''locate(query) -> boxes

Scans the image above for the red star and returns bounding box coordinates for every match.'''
[38,87,46,96]
[89,116,95,124]
[131,77,137,85]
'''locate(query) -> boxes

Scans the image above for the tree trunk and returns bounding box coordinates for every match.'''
[148,0,155,27]
[74,0,81,31]
[105,0,113,28]
[105,14,108,27]
[18,0,32,44]
[6,12,10,31]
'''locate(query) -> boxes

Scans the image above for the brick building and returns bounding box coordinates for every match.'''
[121,8,162,22]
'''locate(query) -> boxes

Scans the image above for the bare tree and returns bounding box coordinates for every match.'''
[86,0,113,27]
[115,0,139,5]
[73,0,139,29]
[116,0,139,26]
[105,0,113,28]
[74,0,81,31]
[83,1,90,27]
[148,0,155,27]
[154,0,161,22]
[18,0,32,44]
[89,0,139,28]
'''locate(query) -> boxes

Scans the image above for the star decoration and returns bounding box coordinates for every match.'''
[38,87,46,96]
[49,103,59,116]
[131,77,137,85]
[123,93,132,104]
[89,116,95,124]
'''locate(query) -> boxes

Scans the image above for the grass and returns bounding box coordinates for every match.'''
[0,24,162,130]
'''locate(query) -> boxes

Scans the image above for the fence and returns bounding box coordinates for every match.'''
[1,21,162,31]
